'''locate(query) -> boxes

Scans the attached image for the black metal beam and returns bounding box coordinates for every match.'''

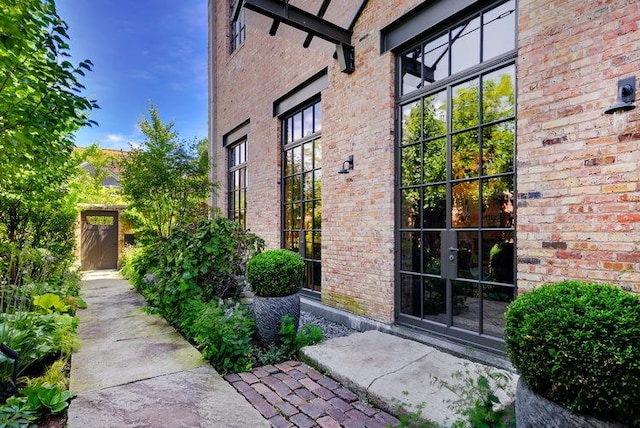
[269,20,280,36]
[231,0,243,23]
[336,43,355,74]
[243,0,352,46]
[303,0,332,48]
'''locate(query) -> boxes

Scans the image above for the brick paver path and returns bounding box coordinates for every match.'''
[225,361,400,428]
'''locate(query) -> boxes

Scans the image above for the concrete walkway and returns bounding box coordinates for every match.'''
[67,270,269,428]
[68,270,517,427]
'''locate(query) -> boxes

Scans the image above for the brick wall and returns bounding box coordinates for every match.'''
[516,0,640,292]
[213,0,640,327]
[213,0,422,322]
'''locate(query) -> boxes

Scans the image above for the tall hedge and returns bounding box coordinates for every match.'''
[504,281,640,424]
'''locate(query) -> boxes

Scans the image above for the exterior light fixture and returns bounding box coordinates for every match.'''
[338,155,354,174]
[604,76,636,132]
[1,343,19,396]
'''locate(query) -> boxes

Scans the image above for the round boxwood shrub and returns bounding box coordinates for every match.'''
[505,280,640,424]
[246,249,304,297]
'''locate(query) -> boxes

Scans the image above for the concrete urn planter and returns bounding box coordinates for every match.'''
[516,378,627,428]
[252,293,300,347]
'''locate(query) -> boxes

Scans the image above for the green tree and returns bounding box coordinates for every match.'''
[70,144,126,205]
[119,105,213,239]
[0,0,97,257]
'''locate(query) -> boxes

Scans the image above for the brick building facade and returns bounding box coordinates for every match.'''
[209,0,640,353]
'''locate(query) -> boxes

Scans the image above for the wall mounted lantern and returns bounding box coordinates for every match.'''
[338,155,354,174]
[1,343,19,396]
[604,76,636,132]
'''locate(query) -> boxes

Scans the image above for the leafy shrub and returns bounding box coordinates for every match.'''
[0,396,38,427]
[119,242,163,297]
[181,298,255,374]
[280,315,324,358]
[254,345,288,366]
[504,280,640,423]
[121,218,264,324]
[246,249,304,297]
[0,312,78,400]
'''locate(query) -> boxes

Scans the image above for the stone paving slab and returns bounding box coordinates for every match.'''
[226,361,400,428]
[70,330,206,393]
[68,270,269,428]
[302,331,517,427]
[68,365,269,428]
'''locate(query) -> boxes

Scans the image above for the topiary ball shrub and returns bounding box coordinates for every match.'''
[505,280,640,424]
[246,249,304,297]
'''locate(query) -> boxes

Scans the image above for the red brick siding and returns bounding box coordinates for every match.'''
[213,0,640,326]
[517,0,640,292]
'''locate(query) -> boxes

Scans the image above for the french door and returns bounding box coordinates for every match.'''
[397,70,516,349]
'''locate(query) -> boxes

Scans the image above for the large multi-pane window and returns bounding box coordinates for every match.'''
[229,2,245,53]
[282,101,322,292]
[397,0,516,350]
[228,139,247,227]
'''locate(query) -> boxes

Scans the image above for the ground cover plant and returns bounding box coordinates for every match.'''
[0,247,82,427]
[505,280,640,424]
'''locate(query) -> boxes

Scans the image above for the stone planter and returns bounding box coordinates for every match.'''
[516,378,627,428]
[252,293,300,347]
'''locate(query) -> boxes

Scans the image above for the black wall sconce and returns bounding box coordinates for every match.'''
[1,343,19,396]
[338,155,354,174]
[604,76,636,132]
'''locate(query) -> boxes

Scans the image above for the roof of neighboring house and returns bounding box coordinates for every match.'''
[75,146,129,189]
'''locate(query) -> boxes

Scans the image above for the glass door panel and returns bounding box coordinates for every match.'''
[397,1,517,351]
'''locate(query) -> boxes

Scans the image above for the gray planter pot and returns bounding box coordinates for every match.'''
[252,293,300,347]
[516,378,627,428]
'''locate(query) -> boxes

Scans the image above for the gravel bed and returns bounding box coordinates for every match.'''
[299,310,357,339]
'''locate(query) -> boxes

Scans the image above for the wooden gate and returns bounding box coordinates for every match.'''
[81,210,119,270]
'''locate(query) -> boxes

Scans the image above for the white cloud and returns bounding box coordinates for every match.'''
[106,134,125,143]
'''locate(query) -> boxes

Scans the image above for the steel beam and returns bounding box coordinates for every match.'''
[303,0,332,48]
[231,0,243,22]
[243,0,352,46]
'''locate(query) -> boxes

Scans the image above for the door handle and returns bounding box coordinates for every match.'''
[448,247,459,252]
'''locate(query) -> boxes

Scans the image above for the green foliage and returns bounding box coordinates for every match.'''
[23,384,74,414]
[119,242,163,296]
[32,293,69,314]
[69,144,126,205]
[121,218,264,324]
[505,281,640,423]
[25,359,68,390]
[254,345,288,367]
[0,396,38,428]
[180,298,255,374]
[0,244,76,308]
[247,249,304,297]
[0,0,97,254]
[119,105,213,239]
[389,394,437,428]
[448,369,514,428]
[279,315,324,359]
[0,311,78,402]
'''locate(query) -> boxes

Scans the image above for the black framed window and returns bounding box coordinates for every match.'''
[397,0,516,349]
[282,101,322,292]
[229,2,246,53]
[228,139,247,227]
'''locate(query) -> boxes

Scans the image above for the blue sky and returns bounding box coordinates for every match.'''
[56,0,208,150]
